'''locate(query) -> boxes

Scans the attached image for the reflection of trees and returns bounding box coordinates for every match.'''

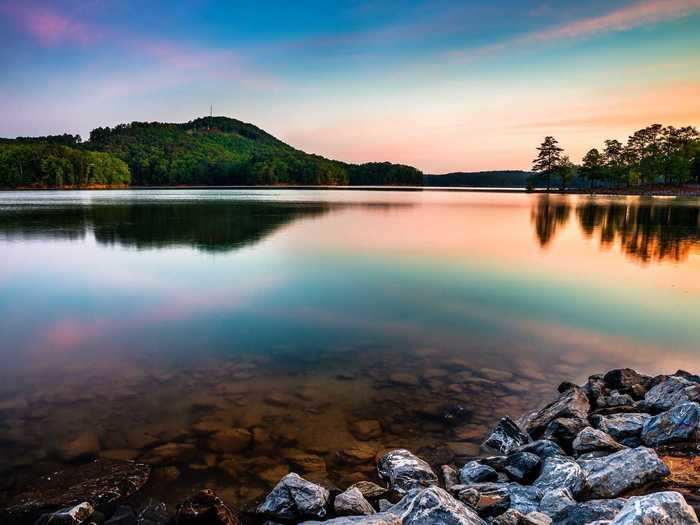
[530,195,571,247]
[0,201,331,252]
[576,199,700,263]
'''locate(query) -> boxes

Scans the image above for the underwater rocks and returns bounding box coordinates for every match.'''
[175,489,240,525]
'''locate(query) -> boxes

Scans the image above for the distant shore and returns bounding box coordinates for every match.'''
[3,183,700,197]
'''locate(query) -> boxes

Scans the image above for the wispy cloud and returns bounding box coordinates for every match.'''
[451,0,700,60]
[1,2,101,46]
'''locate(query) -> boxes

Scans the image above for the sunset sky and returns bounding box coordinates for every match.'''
[1,0,699,173]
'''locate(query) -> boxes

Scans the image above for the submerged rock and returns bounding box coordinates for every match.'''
[386,486,486,524]
[551,499,627,525]
[208,428,252,453]
[0,459,150,523]
[348,481,390,501]
[641,402,700,447]
[35,502,95,525]
[482,416,531,455]
[608,491,699,524]
[377,449,437,494]
[572,427,626,456]
[334,487,376,516]
[256,473,330,521]
[175,489,240,525]
[579,447,670,499]
[350,420,383,441]
[644,376,700,413]
[459,461,498,484]
[518,388,590,439]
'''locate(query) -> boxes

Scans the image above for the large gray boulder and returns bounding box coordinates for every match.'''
[608,491,699,524]
[578,447,669,499]
[482,416,531,455]
[334,488,376,516]
[551,499,627,525]
[377,449,437,494]
[532,456,586,498]
[644,376,700,413]
[517,388,590,439]
[256,473,330,521]
[592,414,651,445]
[386,486,486,524]
[641,402,700,447]
[572,427,626,456]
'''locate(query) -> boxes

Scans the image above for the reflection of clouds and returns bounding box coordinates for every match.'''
[31,275,284,356]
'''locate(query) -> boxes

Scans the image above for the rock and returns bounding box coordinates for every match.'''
[645,376,700,413]
[348,481,389,500]
[35,502,95,525]
[56,432,100,462]
[524,511,552,525]
[543,418,588,454]
[175,489,240,524]
[551,499,627,525]
[538,488,575,517]
[464,482,542,516]
[603,369,651,397]
[592,414,651,445]
[482,416,531,455]
[378,500,392,512]
[490,509,525,524]
[208,429,252,453]
[501,452,541,484]
[285,451,327,474]
[608,491,699,524]
[0,459,150,523]
[572,427,626,455]
[377,449,437,494]
[442,465,459,491]
[597,392,635,409]
[641,402,700,447]
[532,455,586,498]
[105,506,137,525]
[385,486,486,524]
[301,515,400,525]
[388,373,420,386]
[459,461,498,484]
[515,440,565,459]
[142,443,197,465]
[350,420,383,441]
[456,487,480,508]
[579,447,670,499]
[257,473,330,521]
[334,487,376,516]
[584,375,607,406]
[340,445,377,464]
[518,388,590,439]
[137,501,169,525]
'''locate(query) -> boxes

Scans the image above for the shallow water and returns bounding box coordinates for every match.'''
[1,189,699,508]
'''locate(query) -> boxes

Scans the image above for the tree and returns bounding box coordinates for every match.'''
[532,136,564,191]
[580,148,604,189]
[603,139,626,187]
[557,155,576,191]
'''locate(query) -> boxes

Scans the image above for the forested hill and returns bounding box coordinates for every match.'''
[424,170,590,189]
[0,116,423,188]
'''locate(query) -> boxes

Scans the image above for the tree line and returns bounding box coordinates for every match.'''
[531,124,700,191]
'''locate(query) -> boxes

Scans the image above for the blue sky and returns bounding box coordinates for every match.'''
[1,0,699,172]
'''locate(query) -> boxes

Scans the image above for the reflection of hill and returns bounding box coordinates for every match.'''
[530,195,571,247]
[0,201,331,252]
[576,199,700,263]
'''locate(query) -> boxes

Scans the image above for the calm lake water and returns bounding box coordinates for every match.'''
[1,189,699,508]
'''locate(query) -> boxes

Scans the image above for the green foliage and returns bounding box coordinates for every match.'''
[532,136,564,191]
[0,143,130,188]
[87,117,422,187]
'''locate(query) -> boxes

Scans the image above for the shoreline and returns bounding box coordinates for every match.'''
[2,183,700,197]
[2,367,699,524]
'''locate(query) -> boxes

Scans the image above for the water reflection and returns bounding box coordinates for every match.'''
[0,201,331,252]
[530,195,571,247]
[530,196,700,263]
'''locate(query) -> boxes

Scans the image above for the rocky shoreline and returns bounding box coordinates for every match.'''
[2,367,699,525]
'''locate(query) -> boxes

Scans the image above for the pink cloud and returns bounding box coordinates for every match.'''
[451,0,700,60]
[2,3,100,46]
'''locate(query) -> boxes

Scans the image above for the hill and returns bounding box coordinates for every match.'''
[0,116,423,188]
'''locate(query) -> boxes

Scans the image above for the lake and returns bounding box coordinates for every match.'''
[1,189,699,508]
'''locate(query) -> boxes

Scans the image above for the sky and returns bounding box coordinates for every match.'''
[1,0,699,173]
